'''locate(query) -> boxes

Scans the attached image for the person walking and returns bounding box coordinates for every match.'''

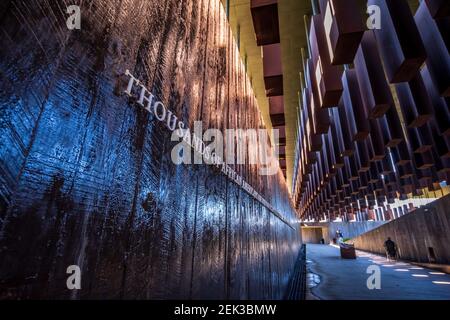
[384,237,397,261]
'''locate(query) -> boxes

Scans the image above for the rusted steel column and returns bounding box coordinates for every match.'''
[318,0,365,65]
[415,2,450,97]
[341,69,370,141]
[369,0,426,83]
[395,73,433,128]
[354,31,392,119]
[309,15,343,108]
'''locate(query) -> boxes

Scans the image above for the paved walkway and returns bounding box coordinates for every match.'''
[306,244,450,300]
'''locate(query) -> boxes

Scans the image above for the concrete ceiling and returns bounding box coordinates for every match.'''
[223,0,270,135]
[223,0,312,192]
[278,0,312,191]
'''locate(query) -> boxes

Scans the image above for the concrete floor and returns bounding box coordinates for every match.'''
[306,244,450,300]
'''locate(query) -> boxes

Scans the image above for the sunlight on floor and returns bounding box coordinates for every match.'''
[432,281,450,285]
[429,272,445,275]
[394,269,410,272]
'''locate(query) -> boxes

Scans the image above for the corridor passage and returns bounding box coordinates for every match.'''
[306,244,450,300]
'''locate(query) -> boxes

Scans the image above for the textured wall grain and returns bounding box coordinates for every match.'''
[0,0,301,299]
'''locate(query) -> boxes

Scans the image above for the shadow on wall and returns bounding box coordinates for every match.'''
[301,221,386,244]
[352,195,450,264]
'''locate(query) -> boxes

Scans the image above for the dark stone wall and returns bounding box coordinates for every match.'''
[0,0,300,299]
[352,195,450,264]
[300,227,323,244]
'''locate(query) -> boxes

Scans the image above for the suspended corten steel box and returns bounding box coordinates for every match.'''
[350,181,360,196]
[421,66,450,136]
[400,178,416,195]
[374,178,384,193]
[277,126,286,146]
[382,106,404,147]
[415,2,450,97]
[310,15,343,108]
[395,73,433,128]
[307,59,330,134]
[369,0,426,83]
[302,89,323,152]
[336,170,345,189]
[310,90,331,134]
[279,146,286,160]
[342,159,352,186]
[418,169,433,188]
[334,103,354,157]
[438,159,450,181]
[398,163,414,179]
[342,69,370,141]
[354,31,392,119]
[269,95,285,126]
[381,162,395,182]
[324,132,337,176]
[434,161,449,185]
[251,0,280,46]
[358,198,368,209]
[263,43,283,97]
[430,122,450,159]
[368,119,385,161]
[355,140,370,172]
[330,115,345,168]
[369,163,380,184]
[391,141,411,166]
[264,75,283,96]
[280,159,287,172]
[349,155,359,180]
[318,0,365,65]
[359,172,369,190]
[436,18,450,52]
[376,194,386,206]
[415,150,434,170]
[424,0,450,19]
[408,125,433,154]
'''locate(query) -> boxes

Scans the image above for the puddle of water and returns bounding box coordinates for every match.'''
[305,271,322,300]
[307,272,321,288]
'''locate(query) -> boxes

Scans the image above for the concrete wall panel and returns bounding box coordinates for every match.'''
[352,195,450,264]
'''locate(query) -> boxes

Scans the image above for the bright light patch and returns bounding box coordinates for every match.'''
[429,272,445,275]
[432,281,450,285]
[412,274,428,278]
[394,269,409,272]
